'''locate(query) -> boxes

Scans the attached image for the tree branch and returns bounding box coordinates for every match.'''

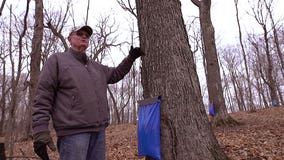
[116,0,137,18]
[0,0,6,16]
[46,21,68,51]
[191,0,201,7]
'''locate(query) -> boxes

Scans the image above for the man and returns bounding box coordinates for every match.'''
[32,25,143,160]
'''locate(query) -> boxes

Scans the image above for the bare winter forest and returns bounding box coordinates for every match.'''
[11,107,284,160]
[1,0,284,159]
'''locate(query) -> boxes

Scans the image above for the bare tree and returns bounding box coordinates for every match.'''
[108,78,131,124]
[118,78,132,123]
[249,0,279,106]
[108,66,138,124]
[24,0,44,140]
[0,21,10,137]
[248,35,270,108]
[220,61,235,112]
[108,86,120,124]
[116,0,143,124]
[263,0,284,104]
[191,0,238,126]
[221,47,246,111]
[44,1,71,51]
[264,0,284,76]
[136,0,229,159]
[6,0,30,157]
[0,54,9,137]
[89,16,123,61]
[233,0,254,110]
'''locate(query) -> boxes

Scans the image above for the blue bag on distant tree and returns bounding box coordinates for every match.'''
[272,100,278,106]
[209,103,215,117]
[137,97,161,160]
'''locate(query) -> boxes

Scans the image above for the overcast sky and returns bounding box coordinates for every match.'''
[69,0,284,45]
[4,0,284,45]
[181,0,284,45]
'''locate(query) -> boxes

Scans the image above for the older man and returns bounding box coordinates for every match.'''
[32,25,143,160]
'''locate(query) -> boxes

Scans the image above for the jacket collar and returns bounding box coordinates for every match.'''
[68,47,88,64]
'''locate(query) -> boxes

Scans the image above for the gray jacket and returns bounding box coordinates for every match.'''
[32,48,136,136]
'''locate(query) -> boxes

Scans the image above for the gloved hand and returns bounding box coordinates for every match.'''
[33,131,56,160]
[129,46,144,59]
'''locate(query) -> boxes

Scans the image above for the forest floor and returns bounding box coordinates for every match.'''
[11,106,284,160]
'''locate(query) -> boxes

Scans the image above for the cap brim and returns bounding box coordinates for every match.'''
[78,26,93,36]
[70,25,93,36]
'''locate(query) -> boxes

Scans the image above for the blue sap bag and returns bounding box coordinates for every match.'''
[137,97,161,160]
[209,103,215,117]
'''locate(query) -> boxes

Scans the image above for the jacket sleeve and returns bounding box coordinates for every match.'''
[32,54,58,134]
[107,54,136,84]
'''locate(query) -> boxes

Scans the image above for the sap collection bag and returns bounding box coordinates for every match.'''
[137,97,161,160]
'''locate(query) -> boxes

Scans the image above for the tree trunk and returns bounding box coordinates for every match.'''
[250,39,269,108]
[27,0,44,139]
[0,60,7,137]
[263,24,278,106]
[131,65,137,124]
[192,0,238,127]
[135,0,229,159]
[107,86,120,124]
[234,0,254,110]
[264,0,284,79]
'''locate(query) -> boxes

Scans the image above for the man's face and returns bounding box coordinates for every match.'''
[68,30,91,52]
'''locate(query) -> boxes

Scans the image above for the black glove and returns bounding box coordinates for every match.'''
[129,46,144,59]
[33,131,56,160]
[34,141,50,160]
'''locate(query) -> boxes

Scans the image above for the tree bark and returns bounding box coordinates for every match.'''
[135,0,229,159]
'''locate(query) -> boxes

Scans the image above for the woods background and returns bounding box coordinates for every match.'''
[0,0,284,158]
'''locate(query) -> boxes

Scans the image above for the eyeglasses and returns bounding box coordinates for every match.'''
[75,31,90,38]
